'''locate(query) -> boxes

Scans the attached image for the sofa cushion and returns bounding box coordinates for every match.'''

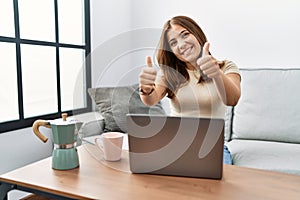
[227,139,300,175]
[88,84,166,133]
[232,68,300,143]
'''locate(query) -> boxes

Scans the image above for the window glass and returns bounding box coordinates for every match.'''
[0,0,15,37]
[0,0,90,133]
[58,0,85,45]
[18,0,55,41]
[0,42,19,122]
[21,44,57,118]
[59,47,86,111]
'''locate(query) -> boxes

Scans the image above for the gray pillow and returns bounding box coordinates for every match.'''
[88,84,166,133]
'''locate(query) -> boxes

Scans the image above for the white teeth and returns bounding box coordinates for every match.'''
[183,47,192,56]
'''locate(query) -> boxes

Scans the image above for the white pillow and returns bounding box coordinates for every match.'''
[232,68,300,143]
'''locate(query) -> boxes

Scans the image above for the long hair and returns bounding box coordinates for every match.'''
[156,16,222,98]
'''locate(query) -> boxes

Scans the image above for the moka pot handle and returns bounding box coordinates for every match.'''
[32,120,51,143]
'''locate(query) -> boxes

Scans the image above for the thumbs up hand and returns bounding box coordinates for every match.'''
[202,42,211,56]
[196,42,222,79]
[139,56,157,94]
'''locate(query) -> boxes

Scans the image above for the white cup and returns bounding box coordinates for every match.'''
[95,132,124,161]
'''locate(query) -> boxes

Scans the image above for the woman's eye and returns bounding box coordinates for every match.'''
[182,32,189,38]
[170,41,177,47]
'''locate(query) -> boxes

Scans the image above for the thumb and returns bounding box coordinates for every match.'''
[146,56,153,68]
[202,42,210,56]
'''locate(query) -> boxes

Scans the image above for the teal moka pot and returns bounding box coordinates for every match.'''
[33,113,83,170]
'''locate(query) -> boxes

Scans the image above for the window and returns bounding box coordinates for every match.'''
[0,0,91,133]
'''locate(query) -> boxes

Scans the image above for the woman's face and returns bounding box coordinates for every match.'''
[167,24,201,68]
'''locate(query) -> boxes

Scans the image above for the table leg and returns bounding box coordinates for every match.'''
[0,182,16,200]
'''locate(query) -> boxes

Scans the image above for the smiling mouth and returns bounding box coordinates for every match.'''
[181,46,193,56]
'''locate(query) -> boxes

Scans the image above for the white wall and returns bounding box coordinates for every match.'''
[90,0,135,87]
[91,0,300,88]
[130,0,300,68]
[0,127,52,174]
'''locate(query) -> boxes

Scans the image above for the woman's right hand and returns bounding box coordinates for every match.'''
[139,56,157,94]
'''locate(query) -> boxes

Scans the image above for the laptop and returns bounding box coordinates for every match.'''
[126,114,224,179]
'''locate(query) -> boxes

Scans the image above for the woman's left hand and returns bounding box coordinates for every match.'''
[196,42,222,79]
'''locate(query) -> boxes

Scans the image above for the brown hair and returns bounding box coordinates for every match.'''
[156,15,223,98]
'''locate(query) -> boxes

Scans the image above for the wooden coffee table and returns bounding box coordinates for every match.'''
[1,145,300,200]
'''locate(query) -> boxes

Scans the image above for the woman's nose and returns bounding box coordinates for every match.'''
[178,39,187,50]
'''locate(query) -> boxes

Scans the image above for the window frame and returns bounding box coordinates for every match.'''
[0,0,92,133]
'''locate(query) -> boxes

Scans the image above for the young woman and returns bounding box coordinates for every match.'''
[138,15,241,164]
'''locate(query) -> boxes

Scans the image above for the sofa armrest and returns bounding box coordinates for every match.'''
[224,106,234,142]
[72,112,105,138]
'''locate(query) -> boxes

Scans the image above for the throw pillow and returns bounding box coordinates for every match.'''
[88,84,166,133]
